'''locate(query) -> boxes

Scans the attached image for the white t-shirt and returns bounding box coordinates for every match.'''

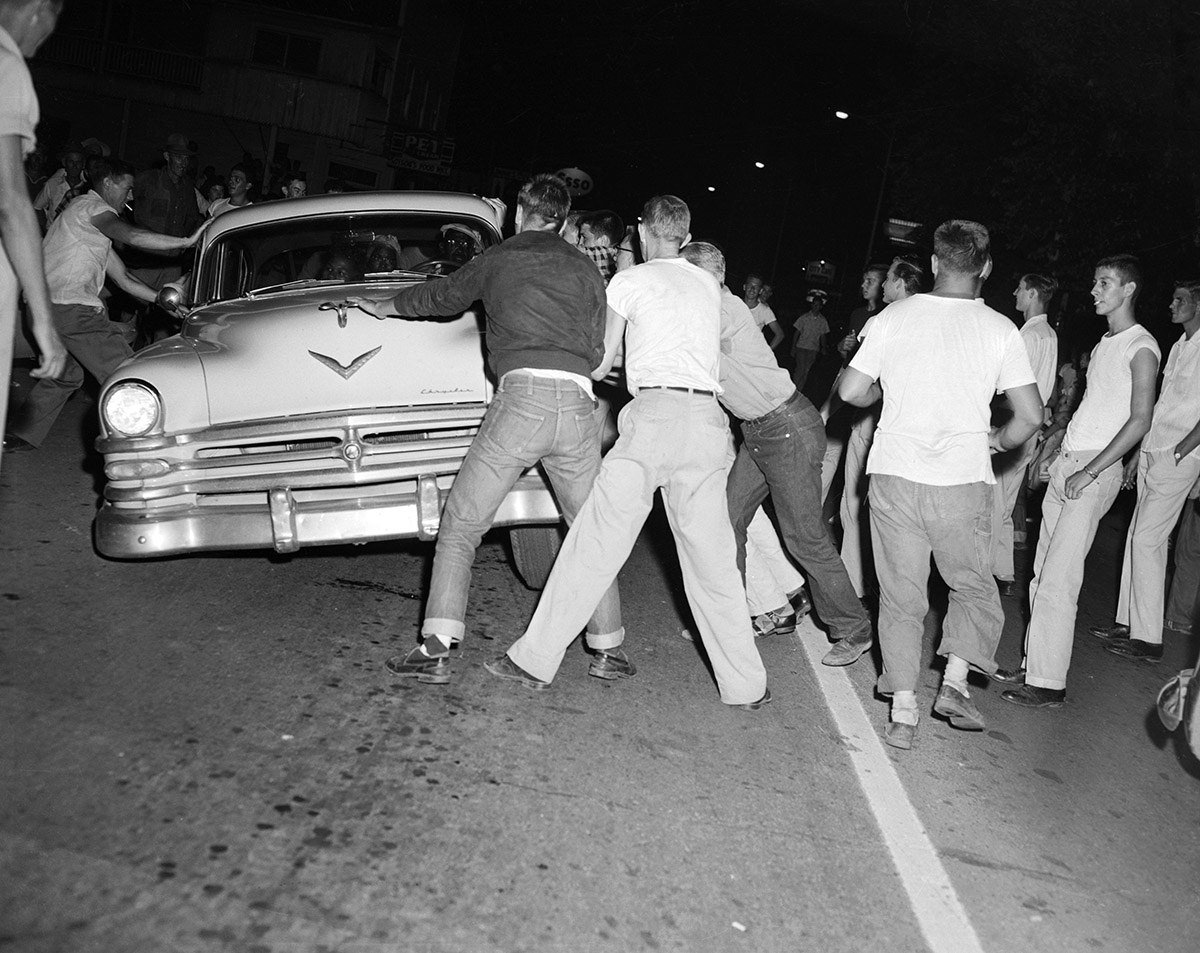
[606,257,723,394]
[0,26,38,316]
[1064,324,1160,453]
[43,192,115,308]
[749,300,776,330]
[850,293,1036,485]
[208,197,253,219]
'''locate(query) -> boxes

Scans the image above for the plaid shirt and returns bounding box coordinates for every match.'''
[580,243,616,284]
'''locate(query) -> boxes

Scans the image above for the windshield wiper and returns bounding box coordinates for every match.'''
[363,270,441,279]
[245,278,348,297]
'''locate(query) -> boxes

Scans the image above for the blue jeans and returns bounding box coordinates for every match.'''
[727,391,872,643]
[868,474,1002,694]
[422,372,622,646]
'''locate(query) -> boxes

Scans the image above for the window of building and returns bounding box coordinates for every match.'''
[252,29,321,75]
[370,49,393,95]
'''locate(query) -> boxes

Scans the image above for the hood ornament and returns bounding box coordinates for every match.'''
[319,300,355,328]
[309,346,382,380]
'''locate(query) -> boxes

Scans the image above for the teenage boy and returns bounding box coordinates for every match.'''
[1091,279,1200,660]
[1002,255,1160,707]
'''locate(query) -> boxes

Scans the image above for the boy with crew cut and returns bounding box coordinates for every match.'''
[1002,255,1160,707]
[992,273,1059,594]
[839,220,1043,748]
[492,195,769,709]
[1091,279,1200,661]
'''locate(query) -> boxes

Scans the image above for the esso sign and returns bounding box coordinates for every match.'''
[555,167,593,197]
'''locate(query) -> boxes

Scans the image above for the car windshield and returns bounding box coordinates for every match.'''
[196,212,496,303]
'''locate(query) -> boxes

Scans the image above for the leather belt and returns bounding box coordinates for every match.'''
[639,386,716,397]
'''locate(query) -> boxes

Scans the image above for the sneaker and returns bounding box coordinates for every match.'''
[483,655,549,691]
[933,684,986,730]
[1105,639,1163,661]
[821,630,873,667]
[588,647,636,680]
[1089,623,1130,642]
[385,643,452,684]
[751,606,797,638]
[1000,683,1066,708]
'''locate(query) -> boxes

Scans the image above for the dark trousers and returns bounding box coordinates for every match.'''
[727,391,872,642]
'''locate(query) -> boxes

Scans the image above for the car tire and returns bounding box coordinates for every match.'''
[509,526,562,590]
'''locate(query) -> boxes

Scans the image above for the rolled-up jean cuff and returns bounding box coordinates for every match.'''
[584,626,625,652]
[421,617,466,643]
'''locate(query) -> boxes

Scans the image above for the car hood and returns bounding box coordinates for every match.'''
[184,283,489,426]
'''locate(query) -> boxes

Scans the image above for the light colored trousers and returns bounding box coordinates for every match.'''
[1024,450,1122,691]
[1114,450,1200,645]
[745,507,805,616]
[839,409,877,596]
[869,475,1002,695]
[507,391,767,706]
[990,435,1039,581]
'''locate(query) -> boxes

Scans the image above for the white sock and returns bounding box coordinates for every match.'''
[944,654,970,695]
[891,690,919,725]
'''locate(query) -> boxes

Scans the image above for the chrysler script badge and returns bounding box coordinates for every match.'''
[309,346,382,380]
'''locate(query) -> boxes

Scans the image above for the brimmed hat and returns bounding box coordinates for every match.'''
[440,223,483,248]
[163,133,197,156]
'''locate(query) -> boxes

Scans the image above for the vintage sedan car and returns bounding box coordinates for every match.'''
[93,191,563,586]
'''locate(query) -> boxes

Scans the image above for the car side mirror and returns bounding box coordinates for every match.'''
[156,281,188,315]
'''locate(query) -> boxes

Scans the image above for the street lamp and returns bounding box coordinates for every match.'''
[835,109,895,268]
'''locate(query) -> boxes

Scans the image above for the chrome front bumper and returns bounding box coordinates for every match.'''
[94,404,563,559]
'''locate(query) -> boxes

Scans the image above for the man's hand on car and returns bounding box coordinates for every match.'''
[345,296,393,320]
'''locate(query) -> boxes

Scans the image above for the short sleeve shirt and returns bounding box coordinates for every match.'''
[792,310,829,351]
[1143,332,1200,456]
[606,257,723,394]
[0,27,37,156]
[748,300,776,329]
[850,293,1036,485]
[717,287,793,420]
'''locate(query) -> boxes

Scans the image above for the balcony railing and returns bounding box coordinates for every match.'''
[37,33,204,89]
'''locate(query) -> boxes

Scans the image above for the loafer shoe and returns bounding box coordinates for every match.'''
[821,631,873,667]
[733,688,772,711]
[1,433,35,453]
[788,586,813,619]
[751,606,797,638]
[885,721,916,750]
[385,644,451,684]
[933,685,986,731]
[588,647,636,679]
[1090,623,1130,642]
[484,655,549,691]
[1001,684,1065,708]
[991,666,1026,684]
[1105,639,1163,661]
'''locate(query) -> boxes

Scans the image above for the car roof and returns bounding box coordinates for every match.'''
[203,191,506,244]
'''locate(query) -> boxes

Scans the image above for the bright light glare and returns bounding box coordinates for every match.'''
[835,110,850,120]
[754,161,765,169]
[707,186,716,192]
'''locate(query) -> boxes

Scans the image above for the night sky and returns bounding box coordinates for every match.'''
[446,0,1200,352]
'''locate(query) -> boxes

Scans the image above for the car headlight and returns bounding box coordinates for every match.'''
[102,381,162,436]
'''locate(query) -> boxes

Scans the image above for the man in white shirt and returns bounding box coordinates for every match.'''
[1092,279,1200,661]
[4,157,203,450]
[992,274,1059,594]
[1001,255,1160,707]
[0,0,66,469]
[742,272,783,350]
[790,289,829,390]
[492,195,769,709]
[839,220,1042,748]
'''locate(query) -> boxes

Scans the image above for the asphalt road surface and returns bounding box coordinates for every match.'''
[2,387,1198,953]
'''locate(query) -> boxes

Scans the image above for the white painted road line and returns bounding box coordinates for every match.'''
[796,618,987,953]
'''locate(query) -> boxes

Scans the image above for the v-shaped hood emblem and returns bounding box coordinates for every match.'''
[309,345,382,380]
